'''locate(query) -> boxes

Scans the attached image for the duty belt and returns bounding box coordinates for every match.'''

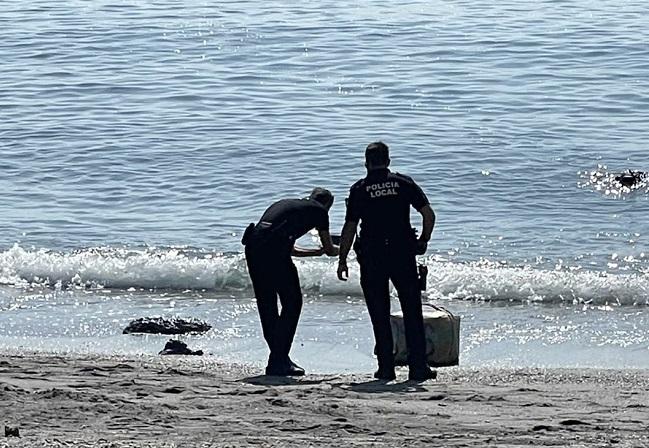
[241,220,292,246]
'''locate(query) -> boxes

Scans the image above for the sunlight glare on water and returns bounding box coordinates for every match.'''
[1,0,648,369]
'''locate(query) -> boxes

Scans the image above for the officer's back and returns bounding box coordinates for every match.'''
[348,168,427,246]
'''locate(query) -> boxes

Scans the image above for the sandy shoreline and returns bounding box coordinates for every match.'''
[1,354,648,447]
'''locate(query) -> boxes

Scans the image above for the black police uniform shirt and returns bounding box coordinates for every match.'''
[257,198,329,252]
[345,168,429,242]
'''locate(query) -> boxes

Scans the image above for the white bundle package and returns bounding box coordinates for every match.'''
[390,304,460,367]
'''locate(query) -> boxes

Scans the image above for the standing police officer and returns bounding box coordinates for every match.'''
[243,188,339,376]
[337,142,436,381]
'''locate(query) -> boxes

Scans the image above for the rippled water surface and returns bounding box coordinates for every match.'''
[1,0,648,368]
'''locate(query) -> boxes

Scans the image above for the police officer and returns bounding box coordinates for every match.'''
[337,142,436,381]
[242,187,339,376]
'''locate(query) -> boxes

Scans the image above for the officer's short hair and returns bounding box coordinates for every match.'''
[365,141,390,167]
[309,187,334,207]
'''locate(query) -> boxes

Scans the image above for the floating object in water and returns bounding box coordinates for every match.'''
[614,170,647,188]
[578,166,648,197]
[4,426,20,438]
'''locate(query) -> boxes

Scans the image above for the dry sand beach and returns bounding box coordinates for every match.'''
[1,354,648,447]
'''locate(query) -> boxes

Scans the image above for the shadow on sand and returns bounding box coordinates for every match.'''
[240,374,431,393]
[241,375,329,386]
[346,378,429,394]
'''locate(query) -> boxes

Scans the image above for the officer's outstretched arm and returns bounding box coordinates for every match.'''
[337,220,358,281]
[318,230,339,256]
[292,245,325,257]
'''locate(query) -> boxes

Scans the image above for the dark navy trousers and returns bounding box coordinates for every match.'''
[245,243,302,364]
[358,240,427,370]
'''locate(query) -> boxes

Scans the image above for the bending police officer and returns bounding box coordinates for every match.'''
[337,142,436,381]
[242,188,339,376]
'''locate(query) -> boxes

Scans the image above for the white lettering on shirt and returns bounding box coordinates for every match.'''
[366,181,400,198]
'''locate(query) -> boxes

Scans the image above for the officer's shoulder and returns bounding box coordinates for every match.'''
[349,177,366,190]
[392,172,416,184]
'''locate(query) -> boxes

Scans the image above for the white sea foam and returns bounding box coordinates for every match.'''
[426,259,649,306]
[1,245,648,306]
[0,244,249,291]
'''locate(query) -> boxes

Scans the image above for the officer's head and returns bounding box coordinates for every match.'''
[365,141,390,171]
[309,187,334,210]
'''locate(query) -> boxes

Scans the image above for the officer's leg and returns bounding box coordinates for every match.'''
[389,251,429,372]
[360,254,394,377]
[245,247,279,355]
[273,259,303,367]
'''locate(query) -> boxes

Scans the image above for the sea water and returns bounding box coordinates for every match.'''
[1,0,648,372]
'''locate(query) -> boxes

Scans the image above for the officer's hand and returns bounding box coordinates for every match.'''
[416,239,428,255]
[337,260,348,281]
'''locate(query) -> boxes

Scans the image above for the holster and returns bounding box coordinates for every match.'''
[417,264,428,291]
[241,220,291,248]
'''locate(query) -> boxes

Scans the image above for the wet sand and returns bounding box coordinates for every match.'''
[1,354,648,447]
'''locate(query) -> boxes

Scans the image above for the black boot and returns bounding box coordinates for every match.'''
[373,368,396,381]
[287,357,305,376]
[408,365,437,381]
[265,356,305,376]
[373,359,396,380]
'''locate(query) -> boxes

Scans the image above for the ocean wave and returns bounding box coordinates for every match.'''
[1,245,647,306]
[0,244,249,291]
[427,259,649,306]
